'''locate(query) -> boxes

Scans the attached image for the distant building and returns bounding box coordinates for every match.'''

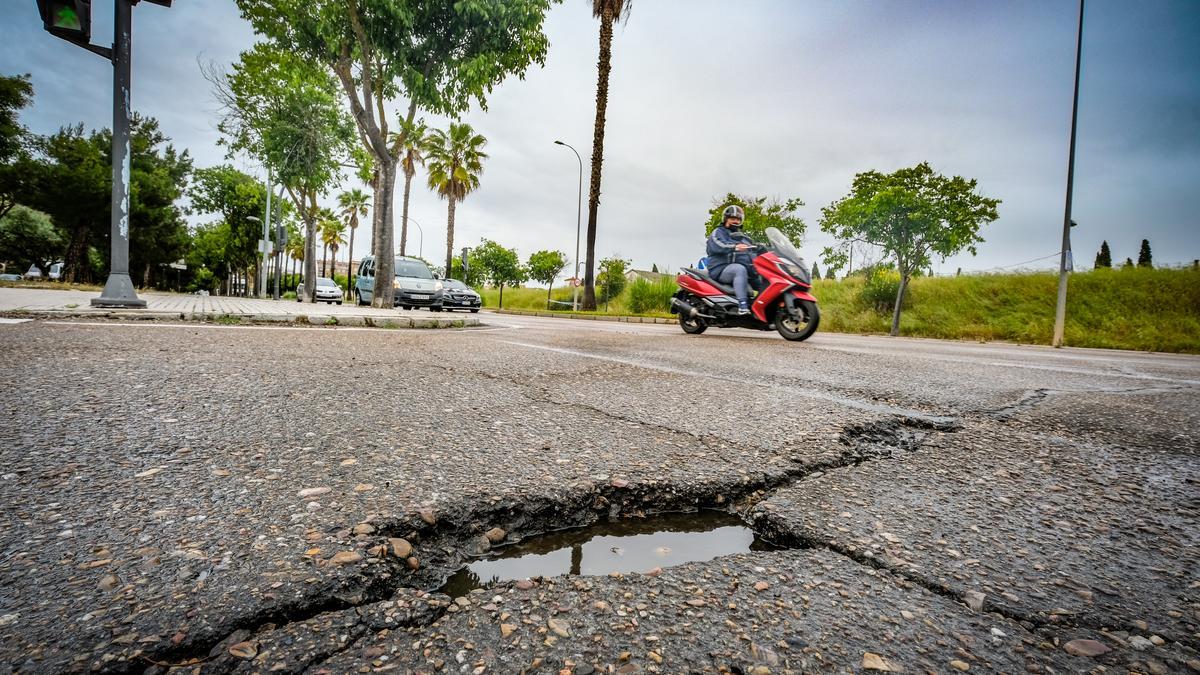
[623,269,669,284]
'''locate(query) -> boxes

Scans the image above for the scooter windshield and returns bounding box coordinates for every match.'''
[765,227,805,266]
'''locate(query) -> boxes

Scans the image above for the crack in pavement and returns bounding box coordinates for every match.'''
[987,384,1195,419]
[498,340,960,427]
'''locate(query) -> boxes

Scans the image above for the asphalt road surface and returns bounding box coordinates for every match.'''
[1,313,1197,673]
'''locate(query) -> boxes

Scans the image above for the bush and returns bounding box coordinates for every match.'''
[627,277,677,314]
[859,267,902,312]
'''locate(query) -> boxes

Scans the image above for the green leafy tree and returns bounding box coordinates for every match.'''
[26,116,189,285]
[425,123,488,280]
[0,74,34,220]
[1094,240,1112,268]
[704,194,807,244]
[1137,239,1153,268]
[337,188,369,290]
[25,125,109,282]
[527,249,567,309]
[127,117,192,287]
[582,0,633,311]
[0,205,62,274]
[236,0,555,308]
[472,239,526,309]
[186,220,232,293]
[392,118,427,257]
[1122,257,1134,269]
[212,43,354,302]
[819,162,1000,336]
[597,255,630,304]
[450,255,483,288]
[319,209,346,280]
[190,165,268,294]
[811,262,821,280]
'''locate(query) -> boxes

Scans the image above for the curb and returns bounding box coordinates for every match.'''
[0,308,479,329]
[492,309,678,324]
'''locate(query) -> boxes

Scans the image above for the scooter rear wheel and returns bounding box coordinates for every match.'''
[776,299,819,341]
[680,315,707,335]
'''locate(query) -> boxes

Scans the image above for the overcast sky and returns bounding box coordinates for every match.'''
[3,1,1198,279]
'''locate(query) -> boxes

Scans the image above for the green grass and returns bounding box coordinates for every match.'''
[478,267,1200,353]
[813,266,1200,353]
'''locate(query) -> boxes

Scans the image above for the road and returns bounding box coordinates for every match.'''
[1,313,1197,673]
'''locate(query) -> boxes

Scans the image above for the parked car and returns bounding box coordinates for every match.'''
[439,278,481,312]
[354,256,444,310]
[297,276,343,304]
[0,273,22,282]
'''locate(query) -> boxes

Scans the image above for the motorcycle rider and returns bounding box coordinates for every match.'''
[706,205,761,314]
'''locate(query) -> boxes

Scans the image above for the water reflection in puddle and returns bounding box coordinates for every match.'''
[440,510,777,597]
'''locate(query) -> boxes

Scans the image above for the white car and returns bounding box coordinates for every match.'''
[297,277,343,304]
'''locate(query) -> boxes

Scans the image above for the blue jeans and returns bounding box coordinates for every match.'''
[714,264,751,307]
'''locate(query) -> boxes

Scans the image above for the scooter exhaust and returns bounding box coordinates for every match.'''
[671,297,699,317]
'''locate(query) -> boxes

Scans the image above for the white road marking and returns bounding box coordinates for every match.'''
[0,318,31,324]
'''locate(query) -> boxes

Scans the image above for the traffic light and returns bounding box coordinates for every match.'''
[37,0,92,44]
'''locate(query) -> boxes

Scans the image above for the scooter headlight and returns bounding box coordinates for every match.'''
[777,259,808,282]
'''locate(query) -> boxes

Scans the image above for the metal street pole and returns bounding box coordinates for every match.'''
[1053,0,1085,348]
[92,0,144,308]
[273,185,285,300]
[554,140,583,311]
[259,167,272,298]
[403,217,423,259]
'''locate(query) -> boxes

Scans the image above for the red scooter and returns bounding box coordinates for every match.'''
[670,227,819,341]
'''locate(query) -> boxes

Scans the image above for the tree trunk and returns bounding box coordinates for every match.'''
[143,262,151,288]
[63,224,89,284]
[546,283,552,311]
[322,244,328,278]
[303,201,318,303]
[499,282,504,310]
[400,166,414,256]
[889,273,910,336]
[444,196,457,282]
[347,224,356,300]
[371,160,397,308]
[370,168,381,257]
[582,8,616,311]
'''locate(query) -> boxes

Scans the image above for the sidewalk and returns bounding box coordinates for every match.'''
[0,287,480,328]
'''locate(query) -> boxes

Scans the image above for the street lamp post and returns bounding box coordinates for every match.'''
[1053,0,1085,348]
[554,140,583,311]
[402,217,423,259]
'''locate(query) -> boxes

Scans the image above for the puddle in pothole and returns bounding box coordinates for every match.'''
[440,510,778,597]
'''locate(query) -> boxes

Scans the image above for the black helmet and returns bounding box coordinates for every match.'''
[722,205,745,223]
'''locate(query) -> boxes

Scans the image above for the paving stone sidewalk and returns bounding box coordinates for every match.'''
[0,287,479,328]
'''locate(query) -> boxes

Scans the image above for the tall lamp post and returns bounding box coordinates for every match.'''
[554,140,583,311]
[1053,0,1085,348]
[401,217,424,259]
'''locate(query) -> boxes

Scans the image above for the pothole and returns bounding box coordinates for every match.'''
[439,510,781,597]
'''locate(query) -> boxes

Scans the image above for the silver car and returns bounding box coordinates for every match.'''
[297,277,343,304]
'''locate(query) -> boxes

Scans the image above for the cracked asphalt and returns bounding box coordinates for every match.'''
[0,314,1197,673]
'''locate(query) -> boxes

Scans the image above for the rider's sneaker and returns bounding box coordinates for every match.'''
[736,306,750,315]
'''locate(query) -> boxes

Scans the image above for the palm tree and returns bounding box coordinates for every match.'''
[582,0,632,310]
[318,209,346,281]
[284,221,305,290]
[425,123,488,279]
[337,188,370,298]
[389,119,428,257]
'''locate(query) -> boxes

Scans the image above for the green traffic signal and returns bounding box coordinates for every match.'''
[52,5,82,30]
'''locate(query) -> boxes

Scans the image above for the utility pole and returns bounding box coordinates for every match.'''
[259,167,272,297]
[1053,0,1084,348]
[36,0,172,307]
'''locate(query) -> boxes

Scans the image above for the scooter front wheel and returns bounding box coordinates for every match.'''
[680,315,707,335]
[777,299,819,341]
